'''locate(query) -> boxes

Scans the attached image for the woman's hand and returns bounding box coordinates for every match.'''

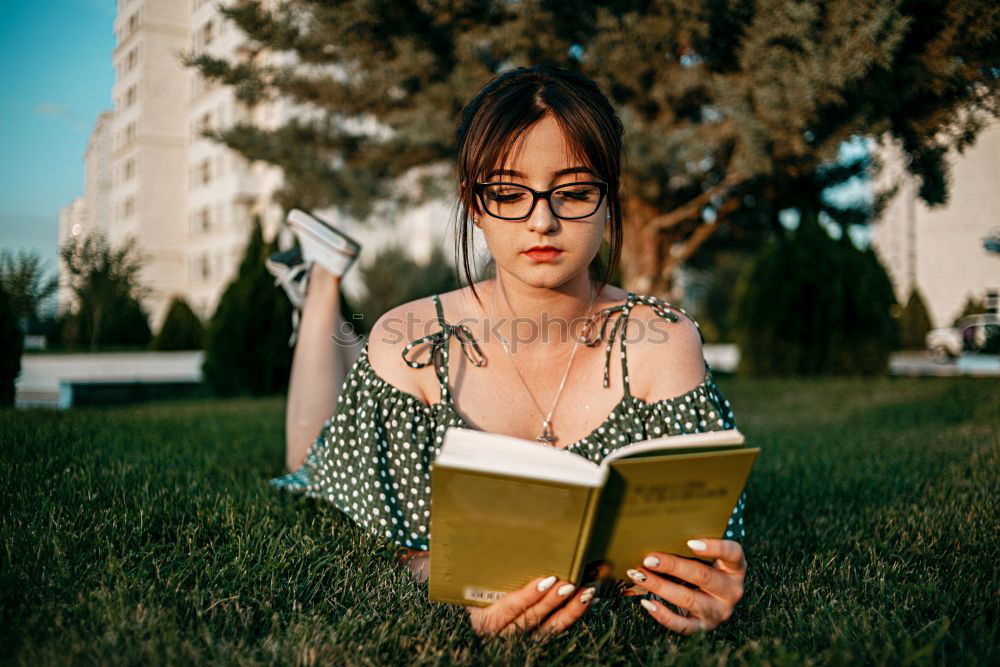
[465,575,598,639]
[624,538,746,635]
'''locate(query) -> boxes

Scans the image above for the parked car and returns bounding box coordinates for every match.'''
[926,313,1000,362]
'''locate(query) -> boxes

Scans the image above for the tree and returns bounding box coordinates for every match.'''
[731,212,899,375]
[58,230,152,351]
[899,288,933,350]
[152,296,205,350]
[0,248,59,336]
[202,217,295,395]
[355,242,462,331]
[186,0,1000,297]
[0,280,23,406]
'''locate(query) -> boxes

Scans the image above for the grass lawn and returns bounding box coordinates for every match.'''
[2,375,997,665]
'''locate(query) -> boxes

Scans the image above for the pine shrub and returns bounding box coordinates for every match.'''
[152,296,204,350]
[731,213,899,376]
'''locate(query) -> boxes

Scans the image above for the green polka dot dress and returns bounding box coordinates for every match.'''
[270,291,746,551]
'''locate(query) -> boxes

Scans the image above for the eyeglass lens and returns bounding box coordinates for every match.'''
[481,183,603,219]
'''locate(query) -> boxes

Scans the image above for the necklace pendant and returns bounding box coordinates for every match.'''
[536,420,558,446]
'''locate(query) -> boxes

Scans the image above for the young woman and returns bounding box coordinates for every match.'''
[268,65,747,639]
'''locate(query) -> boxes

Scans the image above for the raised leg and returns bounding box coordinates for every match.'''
[283,263,364,471]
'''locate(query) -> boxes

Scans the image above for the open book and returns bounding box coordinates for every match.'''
[428,426,759,607]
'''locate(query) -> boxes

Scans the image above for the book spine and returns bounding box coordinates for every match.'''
[568,486,603,584]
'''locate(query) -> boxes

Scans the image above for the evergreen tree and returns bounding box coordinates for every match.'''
[899,288,933,350]
[355,242,462,331]
[186,0,1000,295]
[202,217,294,396]
[731,213,898,375]
[152,296,205,350]
[0,280,23,407]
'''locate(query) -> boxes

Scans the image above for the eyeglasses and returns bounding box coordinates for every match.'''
[473,181,608,221]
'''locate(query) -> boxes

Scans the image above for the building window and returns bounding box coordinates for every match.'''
[126,47,138,72]
[200,207,210,232]
[199,159,211,185]
[121,196,135,219]
[126,85,137,107]
[123,158,135,181]
[201,20,214,47]
[200,254,210,281]
[199,111,212,133]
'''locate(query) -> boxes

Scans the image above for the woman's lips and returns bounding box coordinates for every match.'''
[523,248,562,262]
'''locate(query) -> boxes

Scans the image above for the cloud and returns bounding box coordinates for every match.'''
[33,102,88,131]
[34,102,73,118]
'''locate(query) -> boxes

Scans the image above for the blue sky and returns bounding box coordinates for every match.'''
[0,0,116,277]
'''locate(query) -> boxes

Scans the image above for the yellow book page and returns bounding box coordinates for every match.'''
[591,448,759,580]
[428,466,595,607]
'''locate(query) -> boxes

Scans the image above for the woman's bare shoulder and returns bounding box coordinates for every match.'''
[626,295,707,401]
[366,294,441,404]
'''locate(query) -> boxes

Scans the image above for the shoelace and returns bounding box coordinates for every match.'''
[277,261,312,347]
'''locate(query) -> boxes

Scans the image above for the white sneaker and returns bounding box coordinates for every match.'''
[286,208,362,278]
[264,246,310,310]
[265,245,311,347]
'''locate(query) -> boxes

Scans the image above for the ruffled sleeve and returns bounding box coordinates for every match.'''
[580,290,747,546]
[269,343,447,551]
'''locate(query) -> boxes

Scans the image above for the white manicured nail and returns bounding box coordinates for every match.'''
[643,555,660,568]
[537,575,557,592]
[626,568,647,582]
[640,599,658,613]
[557,583,576,597]
[580,586,597,604]
[687,539,707,551]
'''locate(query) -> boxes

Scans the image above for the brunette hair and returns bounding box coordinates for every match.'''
[453,65,624,308]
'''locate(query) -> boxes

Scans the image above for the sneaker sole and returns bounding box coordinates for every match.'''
[286,209,362,256]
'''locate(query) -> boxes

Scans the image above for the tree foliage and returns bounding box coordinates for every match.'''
[202,217,294,396]
[899,287,933,349]
[0,280,23,406]
[186,0,1000,295]
[0,248,58,335]
[732,214,899,375]
[152,296,205,351]
[354,242,462,332]
[57,230,152,351]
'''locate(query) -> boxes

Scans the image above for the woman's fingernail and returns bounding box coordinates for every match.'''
[640,599,658,613]
[537,575,557,592]
[626,568,647,583]
[557,583,576,597]
[579,586,597,604]
[643,555,660,568]
[687,539,707,552]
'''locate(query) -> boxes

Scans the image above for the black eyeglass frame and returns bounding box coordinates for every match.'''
[472,180,610,221]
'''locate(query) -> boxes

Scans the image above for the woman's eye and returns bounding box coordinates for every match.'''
[487,190,525,201]
[557,188,597,201]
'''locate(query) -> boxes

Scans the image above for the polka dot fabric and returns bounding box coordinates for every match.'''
[270,291,746,551]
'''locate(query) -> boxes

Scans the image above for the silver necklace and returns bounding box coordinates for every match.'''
[490,279,598,446]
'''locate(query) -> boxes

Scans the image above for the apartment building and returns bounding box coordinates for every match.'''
[61,0,454,333]
[870,120,1000,328]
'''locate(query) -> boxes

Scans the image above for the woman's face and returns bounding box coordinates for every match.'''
[473,114,607,290]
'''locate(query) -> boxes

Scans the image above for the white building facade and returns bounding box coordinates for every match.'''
[870,120,1000,329]
[61,0,457,333]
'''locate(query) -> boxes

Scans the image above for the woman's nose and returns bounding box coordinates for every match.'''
[525,196,559,233]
